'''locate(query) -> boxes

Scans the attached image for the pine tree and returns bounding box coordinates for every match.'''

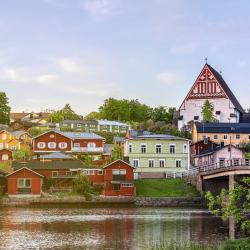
[201,100,218,122]
[0,92,11,125]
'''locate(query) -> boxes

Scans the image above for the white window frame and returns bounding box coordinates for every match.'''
[159,159,165,168]
[73,143,80,148]
[183,144,188,154]
[169,144,176,154]
[214,134,218,140]
[18,178,31,188]
[148,159,154,168]
[98,170,103,175]
[223,134,228,140]
[59,142,67,149]
[128,143,132,153]
[236,134,240,140]
[48,142,56,149]
[141,143,147,153]
[88,142,96,148]
[175,159,181,168]
[52,171,59,177]
[2,154,9,160]
[37,142,46,149]
[132,159,139,168]
[155,144,162,154]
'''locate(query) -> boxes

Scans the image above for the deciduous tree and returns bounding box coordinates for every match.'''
[0,92,11,125]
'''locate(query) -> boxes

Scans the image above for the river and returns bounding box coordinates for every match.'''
[0,207,229,249]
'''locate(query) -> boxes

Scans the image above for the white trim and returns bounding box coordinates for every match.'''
[148,159,155,168]
[159,159,165,168]
[7,167,44,178]
[175,159,182,168]
[103,159,136,169]
[132,159,140,168]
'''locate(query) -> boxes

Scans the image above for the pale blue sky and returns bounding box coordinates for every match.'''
[1,0,250,115]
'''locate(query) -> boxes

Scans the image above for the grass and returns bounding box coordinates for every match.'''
[135,179,200,197]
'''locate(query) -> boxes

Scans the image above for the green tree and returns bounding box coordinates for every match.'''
[84,111,101,120]
[205,177,250,234]
[201,100,218,122]
[73,174,98,200]
[47,104,81,123]
[28,127,44,137]
[0,92,11,125]
[151,106,176,123]
[112,144,122,160]
[13,148,32,160]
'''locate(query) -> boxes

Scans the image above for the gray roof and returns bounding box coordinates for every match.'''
[12,160,83,170]
[40,152,73,159]
[133,134,188,140]
[98,120,129,126]
[113,137,126,143]
[103,144,114,155]
[11,131,27,137]
[62,131,104,140]
[60,120,98,125]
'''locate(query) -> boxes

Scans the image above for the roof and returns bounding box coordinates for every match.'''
[12,160,83,170]
[98,120,129,126]
[113,137,126,143]
[103,144,114,155]
[0,124,9,131]
[40,152,73,159]
[7,167,44,178]
[207,64,244,113]
[129,130,152,138]
[131,134,188,140]
[11,131,29,137]
[195,122,250,133]
[103,159,136,169]
[240,113,250,123]
[10,112,30,120]
[60,120,98,125]
[33,130,105,140]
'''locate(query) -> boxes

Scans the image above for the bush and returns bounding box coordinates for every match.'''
[13,148,32,160]
[221,239,250,250]
[73,174,98,200]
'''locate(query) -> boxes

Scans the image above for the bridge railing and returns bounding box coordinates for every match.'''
[198,159,250,173]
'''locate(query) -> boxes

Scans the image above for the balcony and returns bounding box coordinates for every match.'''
[72,147,103,153]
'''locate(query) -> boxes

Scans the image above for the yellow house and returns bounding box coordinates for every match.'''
[192,122,250,146]
[11,131,32,145]
[0,130,13,149]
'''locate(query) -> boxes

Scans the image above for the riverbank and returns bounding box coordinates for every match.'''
[0,196,203,208]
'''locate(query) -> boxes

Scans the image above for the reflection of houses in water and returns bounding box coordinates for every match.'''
[132,209,192,248]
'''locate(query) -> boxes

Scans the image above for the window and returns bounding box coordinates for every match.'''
[176,160,181,168]
[141,144,147,153]
[148,159,154,168]
[2,154,8,160]
[52,171,58,177]
[88,142,96,148]
[11,146,17,151]
[224,134,228,140]
[59,142,67,149]
[248,135,250,140]
[18,178,31,188]
[112,169,126,175]
[48,142,56,149]
[183,144,188,154]
[170,144,175,154]
[214,134,218,140]
[233,159,240,166]
[77,124,82,127]
[246,159,250,166]
[98,170,103,175]
[121,183,134,187]
[219,159,225,167]
[159,159,165,168]
[73,143,80,148]
[133,159,139,168]
[236,134,240,139]
[49,134,55,138]
[2,134,6,140]
[129,144,132,153]
[66,171,73,176]
[236,144,240,148]
[156,144,162,153]
[113,183,120,191]
[37,142,46,149]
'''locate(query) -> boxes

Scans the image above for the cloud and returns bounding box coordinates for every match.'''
[82,0,120,16]
[36,74,58,84]
[57,58,82,73]
[156,71,183,86]
[169,43,196,55]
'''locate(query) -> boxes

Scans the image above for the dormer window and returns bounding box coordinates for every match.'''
[194,116,199,120]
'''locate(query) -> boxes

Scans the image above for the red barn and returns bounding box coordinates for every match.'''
[0,149,13,161]
[82,160,136,196]
[7,167,43,197]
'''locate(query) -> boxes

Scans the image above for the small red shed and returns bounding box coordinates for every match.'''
[7,167,43,197]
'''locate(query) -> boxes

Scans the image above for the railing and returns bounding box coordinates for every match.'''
[198,159,250,173]
[72,147,103,153]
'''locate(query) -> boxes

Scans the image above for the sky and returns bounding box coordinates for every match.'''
[1,0,250,116]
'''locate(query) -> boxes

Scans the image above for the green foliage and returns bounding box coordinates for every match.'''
[205,177,250,234]
[0,161,12,172]
[221,238,250,250]
[136,179,199,197]
[28,127,44,137]
[13,148,32,160]
[239,142,250,153]
[201,100,218,123]
[0,91,11,125]
[112,144,122,160]
[151,106,176,123]
[73,174,98,200]
[84,111,101,120]
[47,104,81,123]
[96,131,125,144]
[98,98,152,122]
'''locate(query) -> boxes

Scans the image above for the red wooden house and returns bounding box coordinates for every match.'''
[33,130,105,155]
[7,167,43,197]
[0,149,13,161]
[82,160,136,196]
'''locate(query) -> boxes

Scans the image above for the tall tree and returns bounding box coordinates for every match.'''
[84,111,101,120]
[47,104,81,123]
[0,92,11,125]
[151,106,176,123]
[201,100,218,122]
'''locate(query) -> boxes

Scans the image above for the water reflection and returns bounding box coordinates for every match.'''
[0,208,228,249]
